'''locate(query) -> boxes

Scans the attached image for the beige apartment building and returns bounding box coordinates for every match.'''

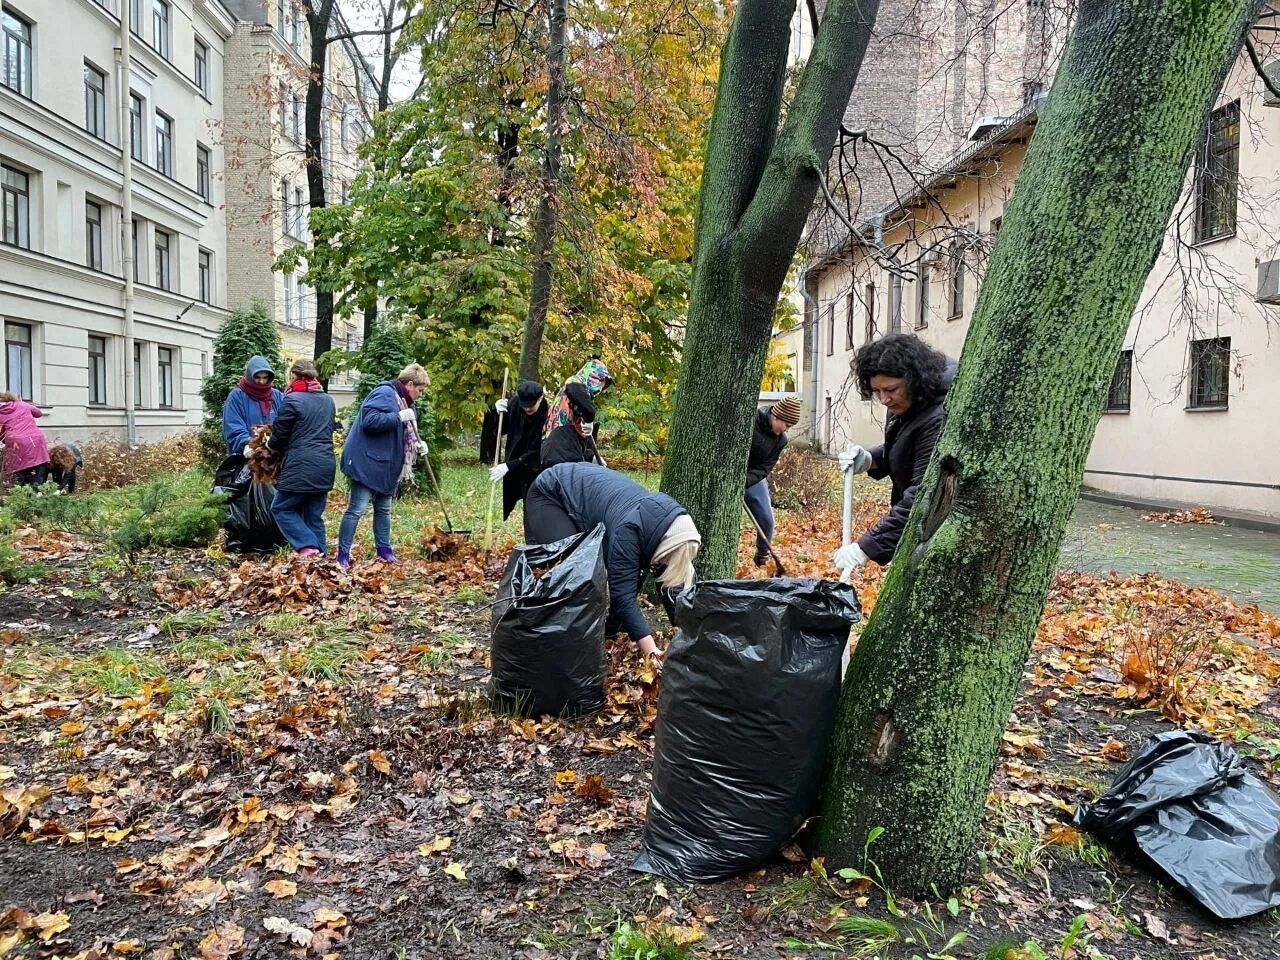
[1,0,236,442]
[798,5,1280,519]
[221,0,368,401]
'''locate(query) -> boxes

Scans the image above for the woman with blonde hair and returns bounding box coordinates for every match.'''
[524,461,700,660]
[336,363,430,567]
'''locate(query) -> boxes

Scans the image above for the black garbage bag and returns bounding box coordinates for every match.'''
[1074,730,1280,919]
[213,457,285,554]
[489,524,608,718]
[633,578,861,884]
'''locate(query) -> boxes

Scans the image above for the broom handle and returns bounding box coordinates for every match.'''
[484,367,510,550]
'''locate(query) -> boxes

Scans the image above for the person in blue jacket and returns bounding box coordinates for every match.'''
[525,462,701,660]
[336,363,430,567]
[268,360,337,556]
[222,356,282,456]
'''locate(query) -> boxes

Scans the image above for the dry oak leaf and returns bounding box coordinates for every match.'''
[262,917,311,947]
[264,878,297,899]
[1100,739,1129,762]
[1042,822,1083,846]
[553,770,577,785]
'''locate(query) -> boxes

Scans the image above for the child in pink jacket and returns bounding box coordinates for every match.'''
[0,391,50,487]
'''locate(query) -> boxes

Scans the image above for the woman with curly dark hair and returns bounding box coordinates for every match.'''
[832,334,957,577]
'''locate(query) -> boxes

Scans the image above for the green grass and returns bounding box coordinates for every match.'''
[606,922,697,960]
[71,647,167,698]
[298,636,361,682]
[160,608,223,638]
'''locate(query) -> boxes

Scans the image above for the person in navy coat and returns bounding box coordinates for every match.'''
[268,360,337,556]
[336,363,430,567]
[525,462,700,660]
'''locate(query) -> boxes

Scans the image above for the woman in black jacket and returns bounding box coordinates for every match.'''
[833,334,956,576]
[525,462,700,660]
[490,380,548,519]
[268,360,338,556]
[540,382,601,470]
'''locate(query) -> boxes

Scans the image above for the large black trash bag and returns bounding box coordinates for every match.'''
[489,524,608,718]
[212,457,285,554]
[633,578,861,884]
[1074,729,1280,919]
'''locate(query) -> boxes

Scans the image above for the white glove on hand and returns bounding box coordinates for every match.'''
[416,440,429,456]
[398,408,416,424]
[495,398,509,414]
[832,542,869,580]
[242,444,253,458]
[839,443,873,475]
[490,463,509,483]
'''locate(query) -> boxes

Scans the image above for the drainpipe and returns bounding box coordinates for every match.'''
[798,262,821,445]
[117,9,138,447]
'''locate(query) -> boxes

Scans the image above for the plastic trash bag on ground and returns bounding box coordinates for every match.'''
[489,524,608,718]
[213,457,285,554]
[633,578,861,884]
[1074,729,1280,919]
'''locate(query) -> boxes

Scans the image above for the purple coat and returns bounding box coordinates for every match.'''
[0,400,50,474]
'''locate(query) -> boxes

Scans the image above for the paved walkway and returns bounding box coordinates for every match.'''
[1060,499,1280,613]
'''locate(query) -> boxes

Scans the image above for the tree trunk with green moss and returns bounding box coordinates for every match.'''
[660,0,882,577]
[817,0,1261,896]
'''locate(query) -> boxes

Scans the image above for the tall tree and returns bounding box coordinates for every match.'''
[517,0,568,382]
[296,0,410,367]
[658,0,883,577]
[817,0,1261,895]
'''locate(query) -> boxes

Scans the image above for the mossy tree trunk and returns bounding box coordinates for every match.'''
[817,0,1261,895]
[660,0,882,577]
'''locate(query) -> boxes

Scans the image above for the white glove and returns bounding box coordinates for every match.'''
[242,444,253,458]
[832,542,869,580]
[839,443,873,475]
[490,463,509,483]
[416,440,429,456]
[398,408,416,424]
[495,398,509,414]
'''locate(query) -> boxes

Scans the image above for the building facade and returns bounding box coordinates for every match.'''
[801,26,1280,518]
[0,0,370,448]
[1,0,236,442]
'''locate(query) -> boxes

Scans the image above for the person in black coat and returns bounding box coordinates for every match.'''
[833,334,957,576]
[489,380,548,519]
[540,382,602,470]
[268,360,338,556]
[744,395,801,565]
[525,462,700,660]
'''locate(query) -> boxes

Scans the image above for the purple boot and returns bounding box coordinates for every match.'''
[336,548,351,569]
[376,545,398,564]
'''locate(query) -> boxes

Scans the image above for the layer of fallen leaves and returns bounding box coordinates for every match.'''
[244,424,280,485]
[1141,507,1220,525]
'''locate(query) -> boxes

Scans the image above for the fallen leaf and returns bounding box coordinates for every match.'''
[264,879,297,899]
[418,836,453,856]
[312,908,346,928]
[262,917,311,947]
[369,749,392,775]
[197,923,245,960]
[34,911,70,943]
[443,862,467,881]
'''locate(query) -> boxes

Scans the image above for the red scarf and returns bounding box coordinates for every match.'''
[237,376,276,416]
[288,378,319,395]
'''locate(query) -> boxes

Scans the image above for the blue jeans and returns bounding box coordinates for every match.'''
[271,490,329,552]
[338,481,393,553]
[744,478,775,556]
